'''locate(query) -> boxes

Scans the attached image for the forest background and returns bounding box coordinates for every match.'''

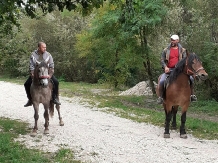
[0,0,218,101]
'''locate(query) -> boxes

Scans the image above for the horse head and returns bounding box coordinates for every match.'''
[34,59,50,87]
[185,50,208,81]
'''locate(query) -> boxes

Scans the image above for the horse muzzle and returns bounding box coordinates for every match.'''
[196,72,208,81]
[40,78,49,87]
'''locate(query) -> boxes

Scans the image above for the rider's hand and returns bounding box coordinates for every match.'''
[164,66,170,73]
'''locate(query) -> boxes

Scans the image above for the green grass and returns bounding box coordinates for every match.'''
[0,117,82,163]
[189,99,218,115]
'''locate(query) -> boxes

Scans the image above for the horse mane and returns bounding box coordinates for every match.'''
[168,53,201,84]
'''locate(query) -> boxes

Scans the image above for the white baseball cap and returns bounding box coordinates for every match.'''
[171,34,179,40]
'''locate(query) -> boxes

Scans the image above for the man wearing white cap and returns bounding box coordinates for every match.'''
[157,34,197,104]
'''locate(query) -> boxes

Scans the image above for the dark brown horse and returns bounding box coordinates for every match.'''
[156,51,208,138]
[30,60,64,137]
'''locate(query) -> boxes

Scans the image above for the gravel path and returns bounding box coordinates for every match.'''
[0,81,218,163]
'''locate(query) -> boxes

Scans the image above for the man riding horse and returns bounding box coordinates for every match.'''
[157,34,197,104]
[24,42,61,107]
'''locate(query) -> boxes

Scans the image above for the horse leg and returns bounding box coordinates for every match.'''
[43,105,50,135]
[56,104,64,126]
[31,104,39,137]
[171,106,178,130]
[180,111,187,139]
[49,101,54,118]
[164,105,172,138]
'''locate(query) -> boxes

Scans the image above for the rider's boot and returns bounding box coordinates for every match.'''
[24,99,32,107]
[190,83,197,102]
[24,87,32,107]
[52,94,61,105]
[157,85,164,104]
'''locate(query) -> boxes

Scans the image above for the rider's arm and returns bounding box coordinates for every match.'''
[161,48,167,69]
[47,53,54,78]
[29,54,35,77]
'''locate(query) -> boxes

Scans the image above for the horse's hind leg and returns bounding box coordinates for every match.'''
[44,106,50,135]
[56,104,64,126]
[180,111,187,139]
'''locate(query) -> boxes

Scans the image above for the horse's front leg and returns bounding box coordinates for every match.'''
[31,104,39,137]
[171,106,178,130]
[164,104,172,138]
[43,104,50,135]
[180,111,187,139]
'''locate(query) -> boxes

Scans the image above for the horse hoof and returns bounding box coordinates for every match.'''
[180,134,187,139]
[30,132,37,137]
[164,134,170,138]
[59,121,64,126]
[44,129,49,135]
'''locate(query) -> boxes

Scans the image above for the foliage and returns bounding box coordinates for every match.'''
[0,0,218,98]
[0,0,105,33]
[76,0,167,88]
[0,10,97,82]
[0,0,21,36]
[76,4,144,88]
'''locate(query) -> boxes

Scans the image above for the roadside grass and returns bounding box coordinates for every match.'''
[0,76,218,140]
[0,117,82,163]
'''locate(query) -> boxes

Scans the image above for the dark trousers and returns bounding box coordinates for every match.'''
[24,75,59,100]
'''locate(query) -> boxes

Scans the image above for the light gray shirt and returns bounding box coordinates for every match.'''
[29,50,54,71]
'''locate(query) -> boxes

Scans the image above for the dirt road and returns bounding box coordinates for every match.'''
[0,81,217,163]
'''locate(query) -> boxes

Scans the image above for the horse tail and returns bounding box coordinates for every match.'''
[49,102,54,118]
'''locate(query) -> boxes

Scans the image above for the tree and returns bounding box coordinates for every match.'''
[0,0,112,34]
[76,5,143,87]
[0,10,93,81]
[120,0,167,93]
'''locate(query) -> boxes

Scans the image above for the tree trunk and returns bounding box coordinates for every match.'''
[140,27,156,95]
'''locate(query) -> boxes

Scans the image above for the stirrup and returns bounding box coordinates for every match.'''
[190,95,197,102]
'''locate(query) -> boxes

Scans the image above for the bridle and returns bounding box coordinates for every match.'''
[185,57,204,78]
[39,75,50,79]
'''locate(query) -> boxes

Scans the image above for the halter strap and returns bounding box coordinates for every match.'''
[39,75,50,79]
[185,58,204,76]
